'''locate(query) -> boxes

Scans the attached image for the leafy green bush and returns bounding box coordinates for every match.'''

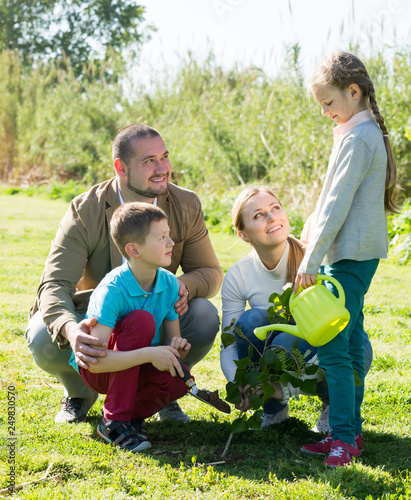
[202,185,305,238]
[16,57,121,185]
[1,45,410,214]
[0,180,87,201]
[388,198,411,265]
[202,189,240,234]
[45,180,88,202]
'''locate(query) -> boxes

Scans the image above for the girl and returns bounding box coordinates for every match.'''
[220,186,373,430]
[296,52,398,467]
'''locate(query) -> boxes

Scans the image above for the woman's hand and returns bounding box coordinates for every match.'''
[234,384,264,411]
[294,272,317,294]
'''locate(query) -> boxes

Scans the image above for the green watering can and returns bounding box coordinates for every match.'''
[254,274,350,347]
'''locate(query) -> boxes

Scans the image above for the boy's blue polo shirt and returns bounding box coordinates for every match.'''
[69,263,179,373]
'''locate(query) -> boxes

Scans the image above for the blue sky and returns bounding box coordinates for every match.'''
[136,0,411,84]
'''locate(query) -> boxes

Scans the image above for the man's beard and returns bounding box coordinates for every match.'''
[127,171,169,199]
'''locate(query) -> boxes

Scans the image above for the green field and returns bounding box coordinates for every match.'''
[1,194,410,499]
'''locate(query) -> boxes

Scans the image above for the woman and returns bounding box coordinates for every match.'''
[220,186,373,430]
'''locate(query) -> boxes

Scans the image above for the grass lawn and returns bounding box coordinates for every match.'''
[0,194,410,500]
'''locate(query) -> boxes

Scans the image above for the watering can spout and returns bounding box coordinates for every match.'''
[254,323,302,341]
[252,274,350,347]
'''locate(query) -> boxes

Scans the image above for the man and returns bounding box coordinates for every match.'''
[26,123,223,424]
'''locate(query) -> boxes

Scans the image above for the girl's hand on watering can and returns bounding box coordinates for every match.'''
[294,272,317,293]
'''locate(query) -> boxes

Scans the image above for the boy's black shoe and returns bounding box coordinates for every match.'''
[131,418,148,439]
[97,417,151,452]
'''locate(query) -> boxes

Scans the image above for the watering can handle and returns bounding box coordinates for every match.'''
[291,274,346,306]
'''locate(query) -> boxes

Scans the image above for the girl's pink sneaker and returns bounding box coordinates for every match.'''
[323,439,361,468]
[301,433,363,455]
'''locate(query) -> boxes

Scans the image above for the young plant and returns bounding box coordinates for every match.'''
[221,287,324,456]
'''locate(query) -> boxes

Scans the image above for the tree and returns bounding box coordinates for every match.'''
[0,0,148,75]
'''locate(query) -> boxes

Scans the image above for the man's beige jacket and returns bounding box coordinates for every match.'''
[30,178,223,348]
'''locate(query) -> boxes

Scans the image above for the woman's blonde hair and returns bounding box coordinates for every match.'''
[232,186,305,284]
[311,51,399,213]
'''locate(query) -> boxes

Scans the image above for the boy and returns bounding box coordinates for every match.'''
[69,202,191,452]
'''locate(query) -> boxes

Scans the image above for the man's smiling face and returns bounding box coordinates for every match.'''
[120,135,172,201]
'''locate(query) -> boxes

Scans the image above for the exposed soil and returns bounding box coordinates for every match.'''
[196,389,231,414]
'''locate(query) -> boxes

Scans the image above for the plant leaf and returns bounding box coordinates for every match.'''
[262,382,276,399]
[250,395,263,410]
[234,357,251,370]
[268,292,281,304]
[221,330,237,348]
[244,369,260,387]
[276,313,289,324]
[278,373,302,387]
[225,381,242,404]
[232,414,249,434]
[234,367,249,386]
[299,378,318,395]
[263,349,279,364]
[246,410,263,430]
[280,287,293,309]
[223,318,236,332]
[258,364,269,383]
[304,364,320,375]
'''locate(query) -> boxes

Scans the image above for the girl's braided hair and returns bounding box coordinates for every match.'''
[312,51,399,213]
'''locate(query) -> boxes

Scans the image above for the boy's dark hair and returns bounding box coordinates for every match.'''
[110,202,168,260]
[112,123,160,165]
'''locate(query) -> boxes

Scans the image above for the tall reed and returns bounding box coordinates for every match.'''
[0,46,409,213]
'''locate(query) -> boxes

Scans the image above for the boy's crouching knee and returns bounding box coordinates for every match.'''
[111,310,156,349]
[115,310,156,334]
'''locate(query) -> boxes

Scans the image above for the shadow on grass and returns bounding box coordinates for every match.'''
[86,413,411,464]
[85,413,410,499]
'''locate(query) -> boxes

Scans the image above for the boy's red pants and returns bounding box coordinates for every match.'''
[79,310,190,421]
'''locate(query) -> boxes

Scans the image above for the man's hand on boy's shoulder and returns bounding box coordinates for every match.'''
[63,318,107,369]
[174,279,189,316]
[169,336,191,361]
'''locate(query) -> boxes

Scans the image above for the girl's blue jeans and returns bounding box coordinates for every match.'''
[235,298,373,417]
[318,259,379,444]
